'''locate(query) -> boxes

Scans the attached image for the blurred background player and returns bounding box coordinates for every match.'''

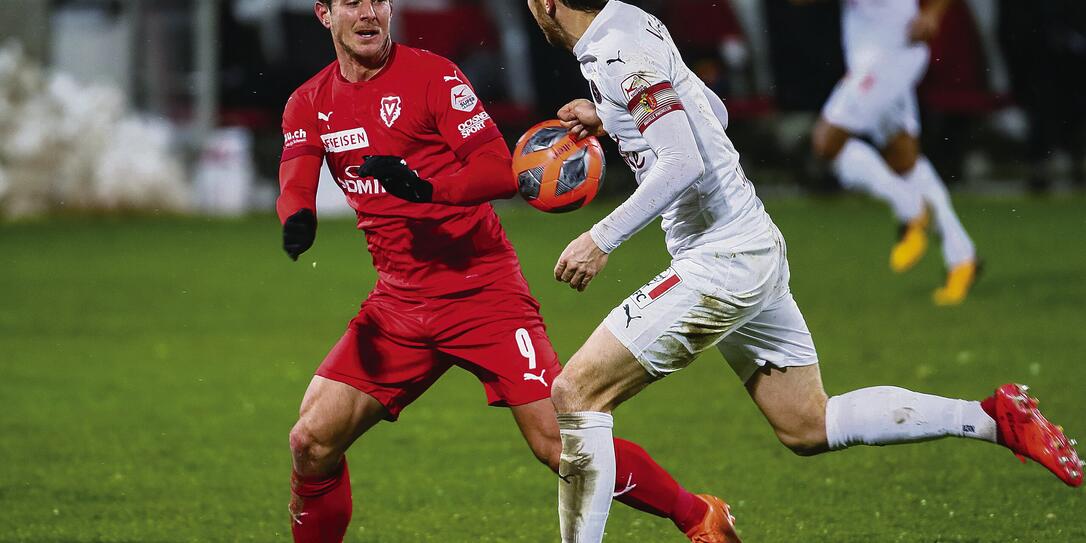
[278,0,730,540]
[803,0,979,305]
[522,0,1083,541]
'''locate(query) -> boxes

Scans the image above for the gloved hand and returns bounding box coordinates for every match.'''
[359,155,433,203]
[282,208,316,261]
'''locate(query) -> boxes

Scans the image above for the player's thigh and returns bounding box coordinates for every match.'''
[294,375,389,453]
[600,255,777,383]
[436,283,563,410]
[717,291,818,384]
[316,294,449,421]
[553,321,654,413]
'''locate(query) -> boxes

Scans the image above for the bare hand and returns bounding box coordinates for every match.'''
[557,99,605,141]
[908,13,940,43]
[553,231,609,292]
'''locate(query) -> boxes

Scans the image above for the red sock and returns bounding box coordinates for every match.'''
[291,458,352,543]
[612,438,708,533]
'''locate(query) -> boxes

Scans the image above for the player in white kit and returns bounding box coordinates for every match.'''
[525,1,1083,541]
[807,0,979,305]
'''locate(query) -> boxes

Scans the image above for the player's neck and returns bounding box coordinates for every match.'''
[337,39,393,83]
[556,9,599,51]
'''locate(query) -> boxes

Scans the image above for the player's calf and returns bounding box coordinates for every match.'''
[769,409,831,457]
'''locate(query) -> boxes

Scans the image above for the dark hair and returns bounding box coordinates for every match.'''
[559,0,608,12]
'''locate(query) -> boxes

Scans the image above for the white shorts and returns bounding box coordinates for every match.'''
[603,227,819,383]
[821,45,929,147]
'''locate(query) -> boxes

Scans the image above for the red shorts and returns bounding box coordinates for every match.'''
[316,274,561,420]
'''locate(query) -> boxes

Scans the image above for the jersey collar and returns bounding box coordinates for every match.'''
[573,0,623,61]
[334,42,399,85]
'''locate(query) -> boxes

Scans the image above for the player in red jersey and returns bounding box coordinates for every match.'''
[278,1,739,541]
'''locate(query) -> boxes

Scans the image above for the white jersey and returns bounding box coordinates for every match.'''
[841,0,919,68]
[574,0,774,259]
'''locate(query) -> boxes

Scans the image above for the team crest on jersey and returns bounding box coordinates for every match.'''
[590,80,603,104]
[620,73,652,101]
[450,84,478,112]
[640,92,658,112]
[380,96,402,128]
[631,268,683,309]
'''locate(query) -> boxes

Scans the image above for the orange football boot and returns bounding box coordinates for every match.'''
[985,383,1083,487]
[684,494,741,543]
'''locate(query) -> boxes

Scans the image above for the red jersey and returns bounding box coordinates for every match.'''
[280,44,521,296]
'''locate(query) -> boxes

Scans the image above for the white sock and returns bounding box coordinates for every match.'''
[557,412,615,543]
[833,139,925,222]
[903,157,976,267]
[825,386,997,450]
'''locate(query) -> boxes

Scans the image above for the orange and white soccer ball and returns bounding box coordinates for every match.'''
[512,120,605,213]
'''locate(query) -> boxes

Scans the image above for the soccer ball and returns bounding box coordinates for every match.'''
[512,119,605,213]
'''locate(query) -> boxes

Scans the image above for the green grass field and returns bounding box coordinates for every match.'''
[2,196,1085,542]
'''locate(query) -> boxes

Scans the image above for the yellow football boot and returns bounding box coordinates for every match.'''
[889,210,929,273]
[933,259,979,305]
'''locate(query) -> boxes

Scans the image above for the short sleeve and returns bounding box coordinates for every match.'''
[426,62,503,160]
[280,91,325,162]
[597,31,685,133]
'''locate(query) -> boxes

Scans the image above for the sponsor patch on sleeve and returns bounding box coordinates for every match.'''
[283,128,308,149]
[625,81,684,133]
[450,84,479,112]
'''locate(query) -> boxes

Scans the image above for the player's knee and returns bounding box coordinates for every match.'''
[885,153,917,176]
[550,373,581,413]
[811,121,845,161]
[551,371,611,413]
[289,423,337,474]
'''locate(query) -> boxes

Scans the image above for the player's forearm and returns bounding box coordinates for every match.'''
[591,113,705,253]
[428,139,517,206]
[277,155,322,223]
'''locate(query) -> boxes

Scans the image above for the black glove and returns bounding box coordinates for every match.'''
[282,209,316,261]
[359,155,433,203]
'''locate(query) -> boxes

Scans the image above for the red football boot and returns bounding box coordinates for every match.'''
[684,494,742,543]
[984,383,1083,487]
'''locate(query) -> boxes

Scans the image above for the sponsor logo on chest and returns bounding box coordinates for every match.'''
[336,165,386,195]
[320,127,370,153]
